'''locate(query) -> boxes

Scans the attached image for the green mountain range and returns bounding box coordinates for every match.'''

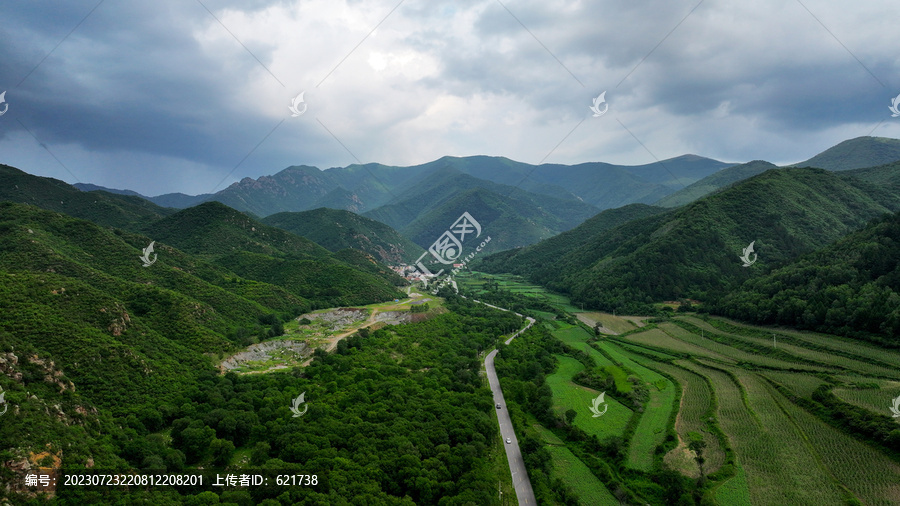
[261,207,424,264]
[89,154,730,218]
[711,209,900,342]
[144,202,406,305]
[793,136,900,171]
[363,168,600,251]
[654,137,900,209]
[478,167,900,313]
[654,161,778,208]
[1,165,175,231]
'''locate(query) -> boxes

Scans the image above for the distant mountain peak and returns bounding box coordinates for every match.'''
[794,136,900,171]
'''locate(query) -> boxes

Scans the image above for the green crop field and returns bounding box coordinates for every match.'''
[545,445,620,505]
[629,325,736,362]
[713,466,752,506]
[833,385,900,416]
[466,270,900,504]
[527,420,620,505]
[759,370,826,399]
[654,361,726,474]
[578,312,638,334]
[595,342,676,471]
[546,355,632,439]
[677,316,900,378]
[700,316,900,371]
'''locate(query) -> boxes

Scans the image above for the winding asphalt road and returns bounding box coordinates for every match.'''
[468,295,537,505]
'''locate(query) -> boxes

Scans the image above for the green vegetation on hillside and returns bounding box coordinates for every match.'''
[0,164,176,231]
[262,207,424,264]
[794,136,900,171]
[480,167,900,315]
[712,210,900,342]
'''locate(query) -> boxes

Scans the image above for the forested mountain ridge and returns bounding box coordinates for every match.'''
[654,160,777,208]
[478,167,900,313]
[144,201,407,304]
[0,164,176,232]
[133,155,729,217]
[794,136,900,171]
[0,202,307,408]
[0,201,520,502]
[145,201,332,259]
[652,137,900,209]
[358,167,601,252]
[475,203,670,276]
[261,207,424,264]
[711,209,900,342]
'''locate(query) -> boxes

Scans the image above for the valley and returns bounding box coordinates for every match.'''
[459,271,900,505]
[3,136,900,504]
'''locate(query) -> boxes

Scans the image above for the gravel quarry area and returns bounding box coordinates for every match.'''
[375,311,412,324]
[299,308,369,331]
[219,339,309,372]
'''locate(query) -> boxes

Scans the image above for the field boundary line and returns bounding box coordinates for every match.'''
[694,359,763,429]
[760,375,862,504]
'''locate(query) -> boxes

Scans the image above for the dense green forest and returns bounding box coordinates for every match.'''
[0,218,523,504]
[711,209,900,343]
[261,208,424,264]
[0,164,176,232]
[477,167,900,315]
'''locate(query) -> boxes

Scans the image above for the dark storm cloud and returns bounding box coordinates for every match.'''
[0,0,898,194]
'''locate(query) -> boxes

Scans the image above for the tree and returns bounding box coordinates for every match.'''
[688,435,707,479]
[251,442,271,466]
[564,408,577,425]
[210,438,235,467]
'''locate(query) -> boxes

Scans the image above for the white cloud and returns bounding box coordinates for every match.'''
[1,0,899,195]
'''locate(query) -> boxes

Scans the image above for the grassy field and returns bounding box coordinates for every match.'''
[596,343,676,471]
[679,316,900,378]
[713,466,752,506]
[626,325,736,363]
[546,355,633,439]
[528,421,619,505]
[759,370,826,399]
[456,271,581,313]
[577,312,638,334]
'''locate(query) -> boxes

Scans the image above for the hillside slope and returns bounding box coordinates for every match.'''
[0,164,176,231]
[145,202,405,304]
[475,203,671,276]
[712,210,900,342]
[793,136,900,171]
[480,168,900,313]
[655,161,777,208]
[261,207,423,264]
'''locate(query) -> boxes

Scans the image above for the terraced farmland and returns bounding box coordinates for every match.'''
[541,313,900,505]
[546,355,632,439]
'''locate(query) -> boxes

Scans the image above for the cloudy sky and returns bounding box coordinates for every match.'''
[1,0,899,196]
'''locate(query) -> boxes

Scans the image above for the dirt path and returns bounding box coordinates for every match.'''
[299,309,381,366]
